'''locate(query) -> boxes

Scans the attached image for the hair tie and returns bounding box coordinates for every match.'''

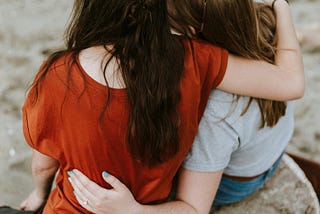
[199,0,207,32]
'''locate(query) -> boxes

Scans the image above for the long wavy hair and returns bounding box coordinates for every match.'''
[30,0,185,166]
[169,0,286,128]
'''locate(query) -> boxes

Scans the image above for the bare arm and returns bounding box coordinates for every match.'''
[69,169,223,214]
[218,0,304,101]
[31,150,59,198]
[139,169,223,214]
[20,150,59,211]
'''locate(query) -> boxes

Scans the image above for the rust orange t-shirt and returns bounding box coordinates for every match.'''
[22,38,228,213]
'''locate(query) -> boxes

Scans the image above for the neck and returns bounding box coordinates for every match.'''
[79,46,125,89]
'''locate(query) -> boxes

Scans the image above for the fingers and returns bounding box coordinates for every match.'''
[71,169,100,194]
[19,191,44,212]
[19,199,27,210]
[68,169,136,213]
[68,170,98,207]
[73,189,94,212]
[102,171,128,192]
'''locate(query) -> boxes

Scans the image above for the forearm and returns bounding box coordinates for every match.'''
[134,169,223,214]
[274,1,300,50]
[273,0,304,95]
[69,168,221,214]
[31,150,59,199]
[32,167,56,199]
[137,200,197,214]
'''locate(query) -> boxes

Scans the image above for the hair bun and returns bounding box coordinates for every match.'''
[126,0,159,27]
[140,0,158,10]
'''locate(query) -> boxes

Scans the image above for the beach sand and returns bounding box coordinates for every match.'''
[0,0,319,208]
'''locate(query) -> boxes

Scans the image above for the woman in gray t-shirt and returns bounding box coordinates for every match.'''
[182,0,292,207]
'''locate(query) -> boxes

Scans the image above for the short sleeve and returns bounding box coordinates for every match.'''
[193,40,228,89]
[22,70,61,160]
[191,40,229,121]
[182,93,239,172]
[210,48,228,88]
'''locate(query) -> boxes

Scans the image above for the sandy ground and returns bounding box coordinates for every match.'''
[0,0,319,208]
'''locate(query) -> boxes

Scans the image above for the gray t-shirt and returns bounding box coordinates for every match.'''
[183,89,295,176]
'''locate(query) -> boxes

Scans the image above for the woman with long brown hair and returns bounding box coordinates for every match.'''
[0,0,303,213]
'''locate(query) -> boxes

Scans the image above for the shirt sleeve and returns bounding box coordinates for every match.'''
[189,40,229,121]
[182,91,239,172]
[194,41,228,89]
[22,68,61,161]
[210,47,228,88]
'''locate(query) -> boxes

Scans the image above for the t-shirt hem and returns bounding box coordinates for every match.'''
[182,163,226,172]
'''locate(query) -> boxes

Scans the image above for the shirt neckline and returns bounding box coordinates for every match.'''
[75,54,127,96]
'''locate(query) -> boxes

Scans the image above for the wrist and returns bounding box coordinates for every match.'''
[35,188,49,200]
[272,0,289,10]
[131,203,144,214]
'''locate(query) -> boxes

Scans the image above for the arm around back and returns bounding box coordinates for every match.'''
[218,0,304,101]
[174,168,224,214]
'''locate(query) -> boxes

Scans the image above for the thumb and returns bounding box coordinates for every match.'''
[102,171,127,191]
[19,199,27,210]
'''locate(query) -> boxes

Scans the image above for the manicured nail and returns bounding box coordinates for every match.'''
[68,177,72,183]
[67,171,73,176]
[102,171,109,177]
[72,169,78,174]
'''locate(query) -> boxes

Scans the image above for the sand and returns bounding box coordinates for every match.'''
[0,0,319,209]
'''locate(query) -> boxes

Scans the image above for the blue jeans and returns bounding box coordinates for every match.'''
[213,156,283,206]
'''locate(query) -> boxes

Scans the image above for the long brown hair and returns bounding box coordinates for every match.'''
[30,0,185,166]
[169,0,286,128]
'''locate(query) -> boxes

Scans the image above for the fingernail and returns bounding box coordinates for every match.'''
[102,171,109,177]
[72,169,78,174]
[67,171,73,176]
[68,177,72,183]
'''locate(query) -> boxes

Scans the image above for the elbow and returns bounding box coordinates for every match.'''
[32,158,59,175]
[295,85,305,99]
[32,162,59,176]
[292,61,305,99]
[286,83,304,101]
[291,77,305,100]
[284,69,305,100]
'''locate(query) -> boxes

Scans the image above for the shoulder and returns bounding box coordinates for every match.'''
[181,37,228,60]
[37,52,78,91]
[178,37,228,87]
[25,53,75,105]
[175,35,228,59]
[44,52,74,80]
